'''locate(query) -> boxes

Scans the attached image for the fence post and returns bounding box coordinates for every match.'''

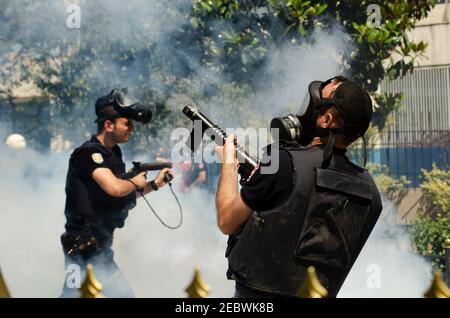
[444,239,450,286]
[0,268,11,298]
[424,271,450,298]
[79,264,104,298]
[297,266,328,298]
[185,267,210,298]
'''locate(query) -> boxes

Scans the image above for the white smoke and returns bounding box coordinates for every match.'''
[338,195,433,298]
[0,131,434,297]
[257,25,352,118]
[0,125,234,297]
[114,187,234,297]
[0,129,67,297]
[0,1,435,298]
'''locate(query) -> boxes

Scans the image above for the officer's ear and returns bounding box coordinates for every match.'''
[318,111,334,129]
[104,119,115,133]
[318,106,341,129]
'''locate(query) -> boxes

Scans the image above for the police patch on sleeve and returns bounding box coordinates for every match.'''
[91,153,104,164]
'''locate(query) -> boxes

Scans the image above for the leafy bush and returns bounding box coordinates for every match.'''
[411,165,450,268]
[411,214,450,269]
[366,163,410,203]
[420,164,450,215]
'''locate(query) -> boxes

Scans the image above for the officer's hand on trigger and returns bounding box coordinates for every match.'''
[154,167,174,188]
[130,172,148,190]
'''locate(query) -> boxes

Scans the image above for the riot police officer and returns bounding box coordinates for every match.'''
[215,76,383,298]
[60,89,173,297]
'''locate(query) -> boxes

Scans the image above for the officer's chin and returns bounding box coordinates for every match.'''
[120,134,131,143]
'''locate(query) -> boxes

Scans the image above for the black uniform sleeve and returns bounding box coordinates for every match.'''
[72,148,109,179]
[240,149,294,212]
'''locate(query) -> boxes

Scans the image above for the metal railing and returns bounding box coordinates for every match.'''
[381,66,450,134]
[366,130,449,186]
[379,64,450,186]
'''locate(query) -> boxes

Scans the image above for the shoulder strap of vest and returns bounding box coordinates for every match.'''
[71,141,113,159]
[280,146,320,209]
[264,141,314,155]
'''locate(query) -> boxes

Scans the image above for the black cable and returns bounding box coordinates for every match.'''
[139,182,183,230]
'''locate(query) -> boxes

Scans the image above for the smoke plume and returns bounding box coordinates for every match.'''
[0,1,433,298]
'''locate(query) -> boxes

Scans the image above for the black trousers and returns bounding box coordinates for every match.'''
[60,246,134,298]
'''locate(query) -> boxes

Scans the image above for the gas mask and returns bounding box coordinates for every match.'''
[111,88,153,124]
[270,76,348,146]
[96,88,153,124]
[270,76,372,166]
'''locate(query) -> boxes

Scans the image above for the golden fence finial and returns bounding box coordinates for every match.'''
[424,271,450,298]
[185,267,210,298]
[443,238,450,249]
[297,266,328,298]
[0,268,11,298]
[79,264,104,298]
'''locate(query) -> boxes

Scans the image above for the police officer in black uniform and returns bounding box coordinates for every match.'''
[215,76,383,298]
[60,89,172,297]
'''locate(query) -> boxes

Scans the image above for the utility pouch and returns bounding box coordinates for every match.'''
[61,232,99,258]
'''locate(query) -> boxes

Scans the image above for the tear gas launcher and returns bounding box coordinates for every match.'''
[182,104,258,182]
[119,161,174,182]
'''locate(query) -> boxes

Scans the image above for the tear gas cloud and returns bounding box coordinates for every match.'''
[0,1,433,297]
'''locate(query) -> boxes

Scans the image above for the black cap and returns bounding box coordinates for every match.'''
[332,80,373,136]
[94,91,121,123]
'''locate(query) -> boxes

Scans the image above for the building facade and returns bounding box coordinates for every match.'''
[377,1,450,187]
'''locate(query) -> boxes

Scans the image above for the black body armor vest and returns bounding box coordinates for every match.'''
[227,145,382,297]
[63,138,136,238]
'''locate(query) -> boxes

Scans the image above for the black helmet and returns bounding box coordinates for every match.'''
[299,76,373,138]
[95,88,153,124]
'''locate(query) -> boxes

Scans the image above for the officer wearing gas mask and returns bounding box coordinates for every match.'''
[215,76,382,298]
[60,88,173,297]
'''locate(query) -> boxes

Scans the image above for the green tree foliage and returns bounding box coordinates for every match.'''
[411,214,450,269]
[420,164,450,215]
[0,1,190,149]
[411,165,450,268]
[190,0,435,130]
[0,0,436,149]
[368,163,450,269]
[366,163,411,203]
